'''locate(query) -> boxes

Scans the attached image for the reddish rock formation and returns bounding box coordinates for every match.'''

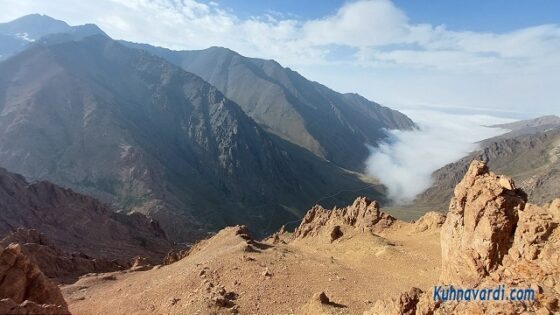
[364,287,423,315]
[412,211,446,233]
[294,197,395,240]
[264,225,291,245]
[0,228,123,283]
[0,167,171,266]
[440,160,526,286]
[367,160,560,315]
[163,248,190,265]
[546,198,560,220]
[0,244,69,314]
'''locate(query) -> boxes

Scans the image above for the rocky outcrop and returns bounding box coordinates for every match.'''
[546,198,560,220]
[412,212,446,233]
[163,248,190,265]
[263,225,291,245]
[294,197,396,241]
[440,160,526,286]
[0,228,122,283]
[367,160,560,315]
[0,244,69,314]
[364,287,424,315]
[0,167,171,266]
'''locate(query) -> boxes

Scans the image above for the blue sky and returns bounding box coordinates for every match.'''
[216,0,560,33]
[0,0,559,116]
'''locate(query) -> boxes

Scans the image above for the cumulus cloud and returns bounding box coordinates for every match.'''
[365,110,514,204]
[0,0,559,113]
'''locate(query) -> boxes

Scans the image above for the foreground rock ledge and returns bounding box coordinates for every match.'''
[366,160,560,315]
[0,243,70,314]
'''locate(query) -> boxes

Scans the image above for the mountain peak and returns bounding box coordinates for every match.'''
[0,14,70,40]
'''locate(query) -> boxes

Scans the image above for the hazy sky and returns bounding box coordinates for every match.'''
[0,0,559,116]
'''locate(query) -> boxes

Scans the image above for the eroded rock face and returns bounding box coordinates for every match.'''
[163,248,190,265]
[0,167,172,266]
[0,244,69,314]
[507,204,557,262]
[0,228,123,283]
[413,212,446,233]
[294,197,395,240]
[440,160,526,286]
[364,287,423,315]
[546,198,560,220]
[368,160,560,315]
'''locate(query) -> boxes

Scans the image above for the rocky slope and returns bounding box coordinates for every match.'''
[0,167,170,266]
[0,34,385,241]
[0,229,125,284]
[123,43,416,171]
[61,197,442,315]
[414,116,560,211]
[57,161,560,314]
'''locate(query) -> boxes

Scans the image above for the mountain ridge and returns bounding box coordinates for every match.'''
[0,34,386,241]
[0,14,106,61]
[122,41,416,170]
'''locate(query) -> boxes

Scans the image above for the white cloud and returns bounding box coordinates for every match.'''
[302,0,409,47]
[0,0,559,114]
[365,110,514,203]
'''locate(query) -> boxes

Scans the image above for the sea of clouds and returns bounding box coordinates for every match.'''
[365,110,514,204]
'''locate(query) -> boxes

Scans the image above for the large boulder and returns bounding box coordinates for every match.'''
[0,243,69,314]
[363,287,424,315]
[412,211,446,233]
[440,160,526,286]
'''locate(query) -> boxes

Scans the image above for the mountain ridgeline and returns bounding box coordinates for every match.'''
[0,14,416,242]
[122,42,417,170]
[0,14,105,61]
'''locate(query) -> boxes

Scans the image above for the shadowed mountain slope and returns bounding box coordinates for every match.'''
[0,167,170,263]
[123,43,416,170]
[0,35,385,241]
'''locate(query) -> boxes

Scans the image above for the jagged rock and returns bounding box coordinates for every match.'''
[507,204,557,261]
[261,268,272,277]
[371,160,560,315]
[0,228,122,283]
[299,291,345,315]
[294,197,396,240]
[330,225,343,242]
[0,167,172,266]
[129,256,152,272]
[203,282,237,309]
[314,292,331,304]
[264,225,290,245]
[412,211,446,233]
[440,160,526,286]
[163,248,190,265]
[0,244,69,314]
[0,298,70,315]
[546,199,560,220]
[364,287,422,315]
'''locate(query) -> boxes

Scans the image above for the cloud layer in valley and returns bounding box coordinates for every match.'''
[0,0,559,114]
[365,110,513,204]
